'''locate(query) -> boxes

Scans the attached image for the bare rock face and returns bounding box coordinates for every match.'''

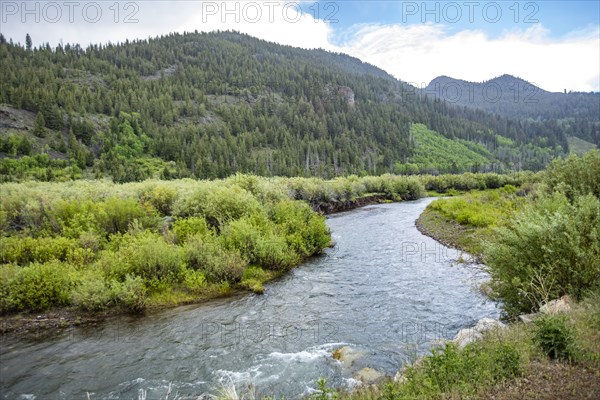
[452,317,506,348]
[323,84,355,109]
[540,295,572,315]
[337,86,356,108]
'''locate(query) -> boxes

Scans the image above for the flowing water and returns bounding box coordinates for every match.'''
[1,199,499,399]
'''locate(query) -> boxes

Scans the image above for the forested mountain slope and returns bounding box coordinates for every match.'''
[0,31,584,181]
[425,74,600,146]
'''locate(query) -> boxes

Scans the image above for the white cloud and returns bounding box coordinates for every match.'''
[1,1,597,92]
[338,23,600,92]
[176,0,337,50]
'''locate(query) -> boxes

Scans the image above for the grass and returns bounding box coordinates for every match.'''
[416,186,527,258]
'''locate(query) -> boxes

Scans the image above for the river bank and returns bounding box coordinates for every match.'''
[337,185,600,400]
[0,193,394,337]
[1,198,502,398]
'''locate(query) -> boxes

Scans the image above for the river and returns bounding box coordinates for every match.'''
[0,198,499,399]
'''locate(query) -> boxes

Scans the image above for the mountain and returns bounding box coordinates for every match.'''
[425,74,600,145]
[0,31,583,182]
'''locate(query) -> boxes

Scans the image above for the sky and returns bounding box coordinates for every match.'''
[1,1,599,92]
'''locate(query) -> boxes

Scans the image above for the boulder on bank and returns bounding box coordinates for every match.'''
[452,317,506,348]
[540,295,572,315]
[354,367,384,384]
[519,313,540,323]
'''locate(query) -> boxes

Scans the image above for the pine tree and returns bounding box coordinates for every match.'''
[25,34,32,51]
[34,112,46,137]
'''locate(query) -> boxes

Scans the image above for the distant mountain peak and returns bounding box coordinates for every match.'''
[423,73,599,126]
[428,74,546,92]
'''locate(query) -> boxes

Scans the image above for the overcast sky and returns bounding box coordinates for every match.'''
[1,1,599,92]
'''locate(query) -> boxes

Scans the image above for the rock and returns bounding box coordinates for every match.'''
[323,84,355,109]
[452,317,506,348]
[332,346,364,368]
[354,367,384,384]
[474,317,506,332]
[540,295,572,314]
[453,328,482,348]
[519,313,540,323]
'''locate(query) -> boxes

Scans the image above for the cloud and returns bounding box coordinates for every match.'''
[176,0,337,50]
[338,23,600,92]
[1,1,597,92]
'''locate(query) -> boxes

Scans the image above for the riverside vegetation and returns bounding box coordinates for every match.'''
[330,151,599,399]
[0,172,525,319]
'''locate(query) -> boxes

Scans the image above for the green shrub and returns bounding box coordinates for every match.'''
[219,217,262,260]
[254,234,299,270]
[183,236,247,283]
[0,264,19,313]
[269,200,330,257]
[242,265,268,282]
[484,193,600,315]
[174,185,260,228]
[72,272,114,311]
[113,274,147,312]
[172,217,209,244]
[533,315,577,360]
[99,197,156,235]
[52,199,102,237]
[4,261,73,311]
[543,150,600,201]
[183,269,207,293]
[0,236,78,265]
[96,250,131,281]
[126,235,183,283]
[398,339,524,398]
[140,185,178,215]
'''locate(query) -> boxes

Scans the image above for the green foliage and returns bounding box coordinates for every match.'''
[112,274,147,312]
[0,236,78,265]
[419,172,527,193]
[33,111,46,137]
[140,185,178,216]
[241,266,269,294]
[183,235,247,283]
[543,150,600,200]
[71,271,114,311]
[403,123,495,174]
[183,269,207,293]
[122,234,184,284]
[430,186,524,228]
[2,261,73,312]
[376,340,523,399]
[1,31,583,183]
[484,192,600,315]
[174,185,261,228]
[100,197,157,235]
[172,217,208,244]
[533,315,577,360]
[310,377,338,400]
[270,200,330,256]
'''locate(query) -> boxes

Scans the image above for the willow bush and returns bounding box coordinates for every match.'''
[484,152,600,316]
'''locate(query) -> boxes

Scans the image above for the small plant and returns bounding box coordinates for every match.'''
[310,377,337,400]
[533,314,577,360]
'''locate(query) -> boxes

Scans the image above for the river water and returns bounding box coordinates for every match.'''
[1,198,499,399]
